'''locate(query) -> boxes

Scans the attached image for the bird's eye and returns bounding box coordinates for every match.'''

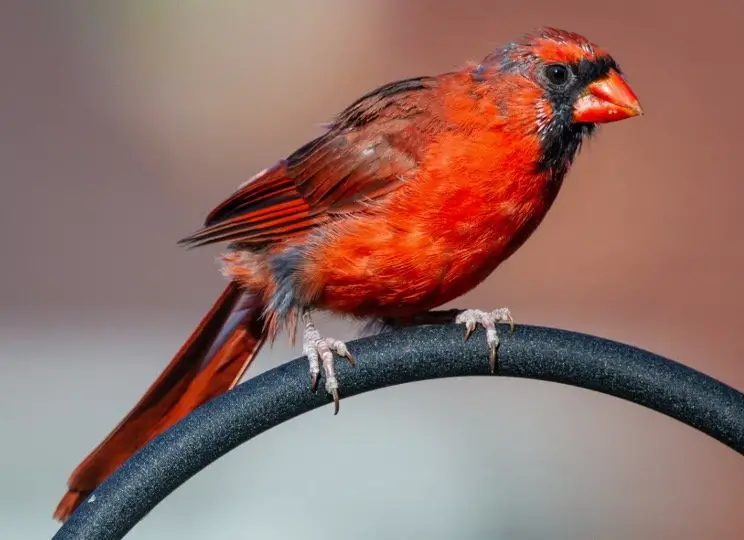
[544,64,570,86]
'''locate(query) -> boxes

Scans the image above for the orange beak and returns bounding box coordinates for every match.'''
[573,69,643,124]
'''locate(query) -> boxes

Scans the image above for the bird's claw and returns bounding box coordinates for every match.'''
[329,388,340,415]
[302,313,355,414]
[455,308,514,373]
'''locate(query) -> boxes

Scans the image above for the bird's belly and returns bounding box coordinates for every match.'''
[303,207,532,318]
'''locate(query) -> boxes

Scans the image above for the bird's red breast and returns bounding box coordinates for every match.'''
[296,74,551,317]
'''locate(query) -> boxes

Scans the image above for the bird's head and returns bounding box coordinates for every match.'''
[480,27,642,172]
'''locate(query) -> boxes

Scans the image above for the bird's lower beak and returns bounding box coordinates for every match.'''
[573,69,643,124]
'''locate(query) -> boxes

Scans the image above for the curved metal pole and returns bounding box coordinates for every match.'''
[52,324,744,540]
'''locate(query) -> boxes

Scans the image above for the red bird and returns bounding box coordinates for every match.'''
[54,27,642,521]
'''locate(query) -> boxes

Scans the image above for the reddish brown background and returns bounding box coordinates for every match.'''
[1,1,742,538]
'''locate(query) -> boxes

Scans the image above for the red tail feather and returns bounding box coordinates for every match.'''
[53,282,266,522]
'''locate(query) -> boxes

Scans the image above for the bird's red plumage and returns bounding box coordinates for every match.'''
[54,27,642,522]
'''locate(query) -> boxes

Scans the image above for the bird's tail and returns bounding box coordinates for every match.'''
[53,281,267,522]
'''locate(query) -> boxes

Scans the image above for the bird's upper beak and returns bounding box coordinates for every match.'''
[573,69,643,124]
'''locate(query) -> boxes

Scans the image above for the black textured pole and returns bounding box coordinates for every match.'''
[53,324,744,540]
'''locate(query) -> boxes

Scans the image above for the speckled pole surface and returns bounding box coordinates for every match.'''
[52,324,744,540]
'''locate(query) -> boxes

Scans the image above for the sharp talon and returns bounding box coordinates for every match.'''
[331,389,340,415]
[344,351,356,367]
[463,323,474,342]
[456,308,511,373]
[489,348,497,374]
[302,313,352,414]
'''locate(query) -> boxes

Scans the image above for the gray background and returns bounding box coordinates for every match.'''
[2,1,743,538]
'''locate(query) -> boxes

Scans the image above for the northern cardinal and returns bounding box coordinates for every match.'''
[54,27,642,521]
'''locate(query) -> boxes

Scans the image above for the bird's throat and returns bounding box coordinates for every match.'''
[537,118,594,175]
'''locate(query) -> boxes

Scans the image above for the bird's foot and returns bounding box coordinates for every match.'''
[302,312,355,414]
[455,308,514,373]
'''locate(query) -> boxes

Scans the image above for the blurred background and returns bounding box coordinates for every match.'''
[2,1,743,538]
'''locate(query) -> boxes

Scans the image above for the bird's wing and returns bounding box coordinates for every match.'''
[179,76,439,248]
